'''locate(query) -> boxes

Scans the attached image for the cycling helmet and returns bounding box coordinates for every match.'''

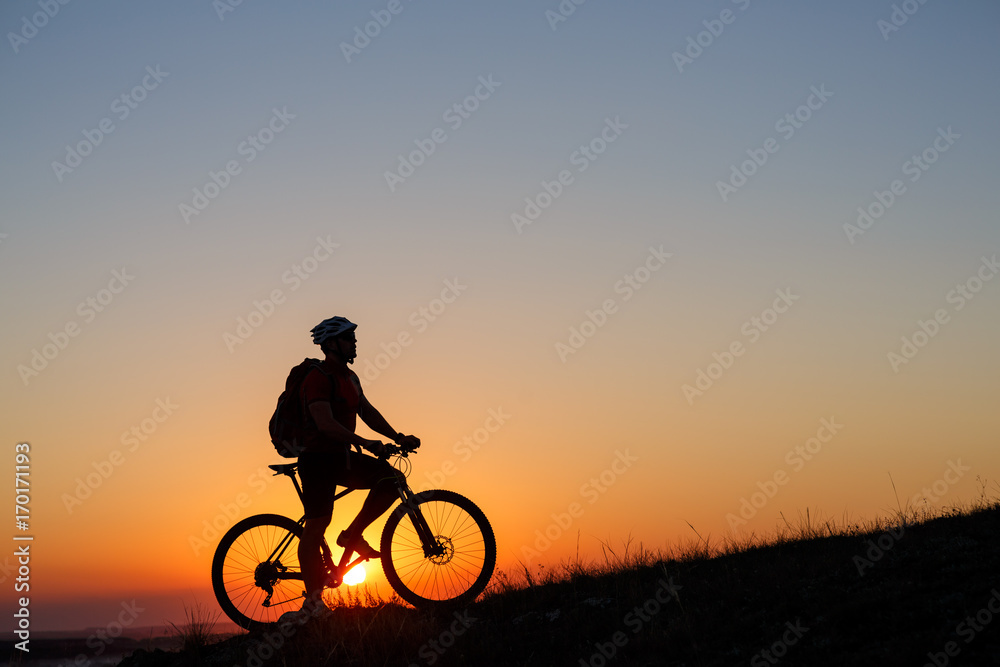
[310,316,357,346]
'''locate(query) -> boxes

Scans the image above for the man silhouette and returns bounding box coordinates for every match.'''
[296,316,420,614]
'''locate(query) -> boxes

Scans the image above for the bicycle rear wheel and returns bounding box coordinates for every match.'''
[380,490,496,608]
[212,514,304,632]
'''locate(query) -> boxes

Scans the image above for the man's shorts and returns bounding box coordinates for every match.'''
[298,449,401,520]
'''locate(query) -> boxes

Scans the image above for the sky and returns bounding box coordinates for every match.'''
[2,0,999,635]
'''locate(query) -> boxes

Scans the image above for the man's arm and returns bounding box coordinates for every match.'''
[307,401,383,453]
[358,394,400,441]
[359,395,420,449]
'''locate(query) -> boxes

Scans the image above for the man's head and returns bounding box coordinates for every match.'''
[310,316,358,364]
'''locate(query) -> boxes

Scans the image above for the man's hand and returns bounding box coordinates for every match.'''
[395,434,421,450]
[362,439,385,456]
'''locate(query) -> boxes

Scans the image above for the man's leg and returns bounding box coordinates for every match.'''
[340,456,405,545]
[296,452,338,612]
[299,514,331,610]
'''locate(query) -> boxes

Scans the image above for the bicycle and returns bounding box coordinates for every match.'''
[211,443,496,632]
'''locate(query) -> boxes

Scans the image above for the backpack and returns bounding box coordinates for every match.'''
[268,358,328,458]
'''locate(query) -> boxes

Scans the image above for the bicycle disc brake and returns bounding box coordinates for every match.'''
[427,535,454,564]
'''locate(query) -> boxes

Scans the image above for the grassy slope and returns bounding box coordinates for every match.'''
[118,503,1000,667]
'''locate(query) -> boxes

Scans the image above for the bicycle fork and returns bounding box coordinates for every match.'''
[398,487,447,559]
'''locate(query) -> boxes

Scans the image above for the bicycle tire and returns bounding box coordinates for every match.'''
[211,513,304,632]
[380,490,496,608]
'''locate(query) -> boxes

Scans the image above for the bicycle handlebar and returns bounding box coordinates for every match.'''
[381,442,419,459]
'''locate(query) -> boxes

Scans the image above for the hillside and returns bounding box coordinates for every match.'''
[114,504,1000,666]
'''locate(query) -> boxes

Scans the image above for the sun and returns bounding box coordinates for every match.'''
[343,563,366,586]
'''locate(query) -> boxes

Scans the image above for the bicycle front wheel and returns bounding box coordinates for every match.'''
[380,490,496,608]
[211,514,304,632]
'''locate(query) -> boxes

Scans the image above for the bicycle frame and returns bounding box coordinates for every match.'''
[258,449,443,608]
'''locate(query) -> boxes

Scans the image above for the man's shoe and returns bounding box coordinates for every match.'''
[277,602,334,627]
[337,530,380,559]
[302,602,335,623]
[276,609,304,627]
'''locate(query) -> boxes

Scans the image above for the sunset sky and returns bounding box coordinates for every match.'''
[2,1,999,633]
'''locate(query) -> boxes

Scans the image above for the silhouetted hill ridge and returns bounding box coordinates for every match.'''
[114,504,1000,666]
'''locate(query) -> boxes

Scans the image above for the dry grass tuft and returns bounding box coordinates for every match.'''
[167,602,222,655]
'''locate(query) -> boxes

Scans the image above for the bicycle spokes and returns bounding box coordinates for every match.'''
[214,462,496,631]
[381,491,496,606]
[212,515,307,629]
